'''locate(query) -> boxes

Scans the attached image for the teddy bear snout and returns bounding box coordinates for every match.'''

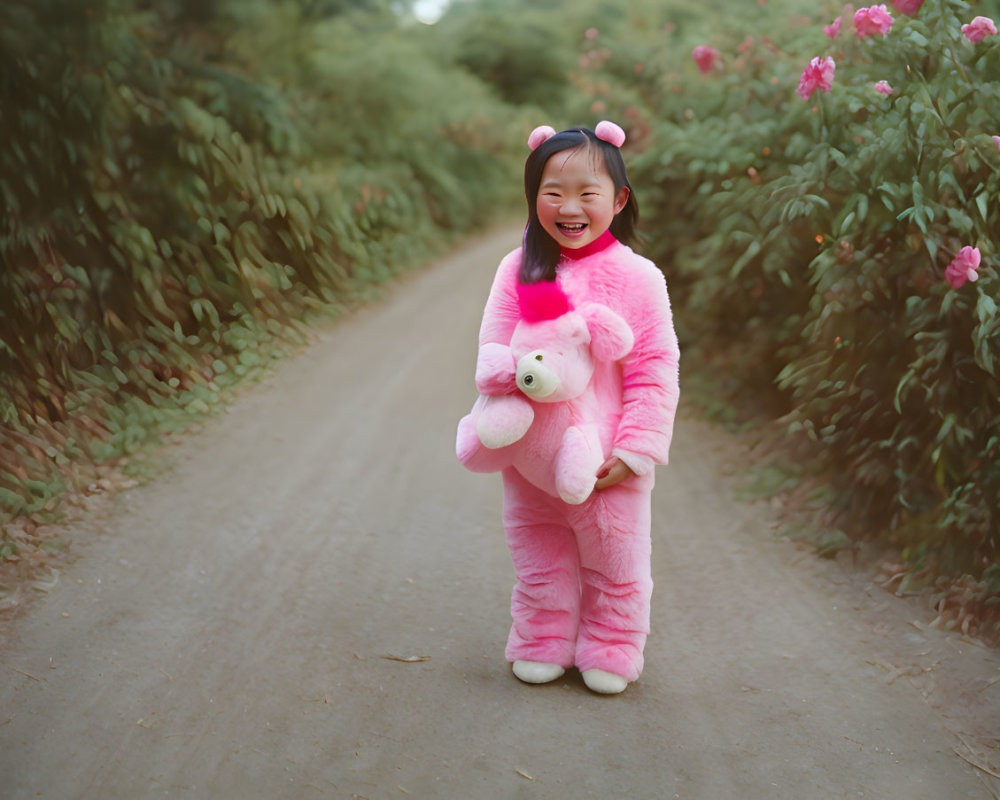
[516,351,560,399]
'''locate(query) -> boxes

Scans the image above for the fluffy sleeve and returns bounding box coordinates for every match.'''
[474,249,523,395]
[612,260,681,474]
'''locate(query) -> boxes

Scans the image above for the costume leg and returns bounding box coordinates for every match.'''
[501,468,580,669]
[570,472,655,682]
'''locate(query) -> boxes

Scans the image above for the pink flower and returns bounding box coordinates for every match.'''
[797,56,836,100]
[854,5,894,37]
[892,0,923,16]
[945,246,981,289]
[585,27,599,41]
[692,45,722,74]
[824,16,842,38]
[962,16,997,43]
[874,80,893,94]
[992,135,1000,154]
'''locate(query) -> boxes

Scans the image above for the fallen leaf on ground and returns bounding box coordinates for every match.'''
[380,654,430,663]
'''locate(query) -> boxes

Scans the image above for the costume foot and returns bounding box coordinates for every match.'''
[582,668,629,694]
[512,660,566,684]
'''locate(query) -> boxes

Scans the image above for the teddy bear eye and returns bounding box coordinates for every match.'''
[535,354,543,361]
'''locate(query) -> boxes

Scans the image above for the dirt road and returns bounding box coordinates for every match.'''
[2,229,998,799]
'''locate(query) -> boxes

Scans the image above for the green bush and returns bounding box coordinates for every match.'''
[620,0,999,589]
[0,0,524,524]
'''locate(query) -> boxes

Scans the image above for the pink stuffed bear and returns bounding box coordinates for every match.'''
[456,282,633,505]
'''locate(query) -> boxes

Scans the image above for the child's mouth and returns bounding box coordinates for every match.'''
[556,222,587,236]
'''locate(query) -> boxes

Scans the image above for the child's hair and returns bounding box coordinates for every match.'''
[520,127,638,284]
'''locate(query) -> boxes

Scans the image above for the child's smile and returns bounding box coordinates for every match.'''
[536,147,629,251]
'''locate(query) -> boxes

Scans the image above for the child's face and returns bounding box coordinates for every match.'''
[536,145,629,250]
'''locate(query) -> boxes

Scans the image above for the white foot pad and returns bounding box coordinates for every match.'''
[582,668,628,694]
[512,660,566,684]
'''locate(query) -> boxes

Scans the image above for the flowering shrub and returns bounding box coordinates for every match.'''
[894,0,926,15]
[627,0,1000,609]
[962,14,998,41]
[797,56,836,99]
[854,5,895,36]
[945,246,982,289]
[692,45,722,74]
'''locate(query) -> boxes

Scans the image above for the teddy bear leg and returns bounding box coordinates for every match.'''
[476,394,534,450]
[500,468,579,673]
[570,475,656,688]
[554,425,604,505]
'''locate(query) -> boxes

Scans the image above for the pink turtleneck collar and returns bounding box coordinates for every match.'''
[559,229,617,261]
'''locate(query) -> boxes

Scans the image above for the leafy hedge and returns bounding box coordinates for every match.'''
[0,0,523,530]
[5,0,999,635]
[607,0,999,623]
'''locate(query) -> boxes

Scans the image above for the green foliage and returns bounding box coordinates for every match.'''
[439,1,578,108]
[617,0,1000,582]
[0,0,524,527]
[4,0,999,623]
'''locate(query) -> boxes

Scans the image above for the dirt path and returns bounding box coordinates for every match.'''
[2,228,998,799]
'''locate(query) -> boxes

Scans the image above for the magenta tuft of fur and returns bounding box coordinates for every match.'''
[517,280,572,322]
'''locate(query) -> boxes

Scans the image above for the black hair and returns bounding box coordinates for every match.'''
[519,127,638,284]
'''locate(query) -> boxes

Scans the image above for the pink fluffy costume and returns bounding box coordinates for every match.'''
[460,230,680,684]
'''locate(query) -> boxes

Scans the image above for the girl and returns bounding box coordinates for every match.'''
[467,121,680,694]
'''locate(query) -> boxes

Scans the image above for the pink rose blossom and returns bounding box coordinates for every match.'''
[945,246,981,289]
[874,80,893,94]
[824,16,842,38]
[797,56,836,100]
[692,45,722,74]
[854,5,894,37]
[892,0,923,16]
[992,135,1000,154]
[962,16,997,43]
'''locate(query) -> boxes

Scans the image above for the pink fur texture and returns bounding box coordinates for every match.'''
[457,302,633,504]
[460,238,679,682]
[516,280,572,323]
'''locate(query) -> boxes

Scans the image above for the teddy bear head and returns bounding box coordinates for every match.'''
[511,282,633,403]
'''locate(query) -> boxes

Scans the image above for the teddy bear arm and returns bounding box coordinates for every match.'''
[476,393,534,450]
[457,397,513,472]
[554,424,605,505]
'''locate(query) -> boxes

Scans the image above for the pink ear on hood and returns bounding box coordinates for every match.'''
[517,281,572,322]
[527,125,557,151]
[579,303,634,362]
[595,120,626,148]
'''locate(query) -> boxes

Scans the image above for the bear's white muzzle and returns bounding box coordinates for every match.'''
[516,351,560,399]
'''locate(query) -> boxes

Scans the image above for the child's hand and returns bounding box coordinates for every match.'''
[594,457,635,490]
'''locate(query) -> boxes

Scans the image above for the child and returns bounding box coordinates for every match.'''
[465,121,680,694]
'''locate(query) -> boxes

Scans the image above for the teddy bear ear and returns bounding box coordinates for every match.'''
[580,303,633,361]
